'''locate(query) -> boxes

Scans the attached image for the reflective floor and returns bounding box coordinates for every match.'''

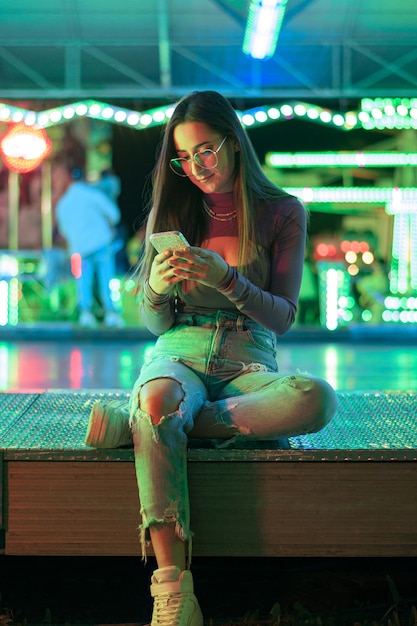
[1,332,417,392]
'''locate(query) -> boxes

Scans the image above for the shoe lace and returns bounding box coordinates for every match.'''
[152,591,184,625]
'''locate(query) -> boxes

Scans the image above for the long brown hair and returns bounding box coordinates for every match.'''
[136,90,289,287]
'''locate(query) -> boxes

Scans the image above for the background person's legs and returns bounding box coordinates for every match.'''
[94,244,124,327]
[78,255,96,327]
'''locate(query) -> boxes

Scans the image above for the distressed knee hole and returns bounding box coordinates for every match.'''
[138,377,184,426]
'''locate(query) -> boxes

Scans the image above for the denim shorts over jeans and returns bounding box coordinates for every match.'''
[128,310,337,561]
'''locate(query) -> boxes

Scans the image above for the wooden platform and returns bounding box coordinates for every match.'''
[1,389,416,558]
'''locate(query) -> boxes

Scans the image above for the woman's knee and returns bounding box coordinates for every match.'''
[139,377,184,425]
[308,376,338,432]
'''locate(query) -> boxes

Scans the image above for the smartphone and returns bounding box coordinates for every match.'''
[150,231,190,253]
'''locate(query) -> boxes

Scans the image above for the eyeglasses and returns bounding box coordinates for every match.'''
[169,135,228,177]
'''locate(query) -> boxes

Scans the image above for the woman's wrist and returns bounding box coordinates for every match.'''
[216,265,235,291]
[144,278,170,304]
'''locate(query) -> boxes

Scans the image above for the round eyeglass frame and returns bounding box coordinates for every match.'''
[169,135,228,177]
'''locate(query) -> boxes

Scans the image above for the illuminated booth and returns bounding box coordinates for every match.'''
[265,98,417,330]
[0,122,54,325]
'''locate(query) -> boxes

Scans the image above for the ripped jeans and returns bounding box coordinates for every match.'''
[128,310,337,559]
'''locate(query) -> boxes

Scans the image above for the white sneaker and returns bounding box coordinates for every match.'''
[85,399,132,449]
[78,310,97,328]
[104,311,125,328]
[150,566,203,626]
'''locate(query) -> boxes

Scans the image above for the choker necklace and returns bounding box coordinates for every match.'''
[203,201,237,222]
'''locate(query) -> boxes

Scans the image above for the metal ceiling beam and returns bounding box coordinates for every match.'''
[350,44,417,89]
[85,46,158,88]
[65,44,81,91]
[172,45,246,90]
[157,0,172,89]
[0,40,416,100]
[0,46,55,90]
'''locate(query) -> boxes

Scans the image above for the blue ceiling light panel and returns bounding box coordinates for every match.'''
[242,0,288,59]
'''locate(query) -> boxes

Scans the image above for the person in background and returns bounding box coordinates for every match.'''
[85,90,338,625]
[96,167,121,203]
[55,167,124,328]
[96,168,130,274]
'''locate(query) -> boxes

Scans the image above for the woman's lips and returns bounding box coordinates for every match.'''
[195,173,213,184]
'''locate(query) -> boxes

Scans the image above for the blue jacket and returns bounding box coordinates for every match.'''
[56,181,121,257]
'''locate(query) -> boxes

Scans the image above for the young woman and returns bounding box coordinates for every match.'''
[87,90,338,626]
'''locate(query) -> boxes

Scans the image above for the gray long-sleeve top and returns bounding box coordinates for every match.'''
[141,193,307,337]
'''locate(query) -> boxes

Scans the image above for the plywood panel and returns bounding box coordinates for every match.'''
[4,460,417,557]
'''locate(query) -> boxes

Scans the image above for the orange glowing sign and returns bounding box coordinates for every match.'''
[0,122,52,173]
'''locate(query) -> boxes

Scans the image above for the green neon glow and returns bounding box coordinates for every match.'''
[317,264,351,330]
[361,97,417,111]
[267,152,417,168]
[33,100,176,130]
[284,187,417,203]
[1,98,417,132]
[286,185,417,301]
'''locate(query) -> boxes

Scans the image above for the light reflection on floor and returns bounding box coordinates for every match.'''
[1,338,416,392]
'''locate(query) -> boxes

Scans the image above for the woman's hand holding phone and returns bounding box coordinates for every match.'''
[148,231,190,295]
[149,230,229,294]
